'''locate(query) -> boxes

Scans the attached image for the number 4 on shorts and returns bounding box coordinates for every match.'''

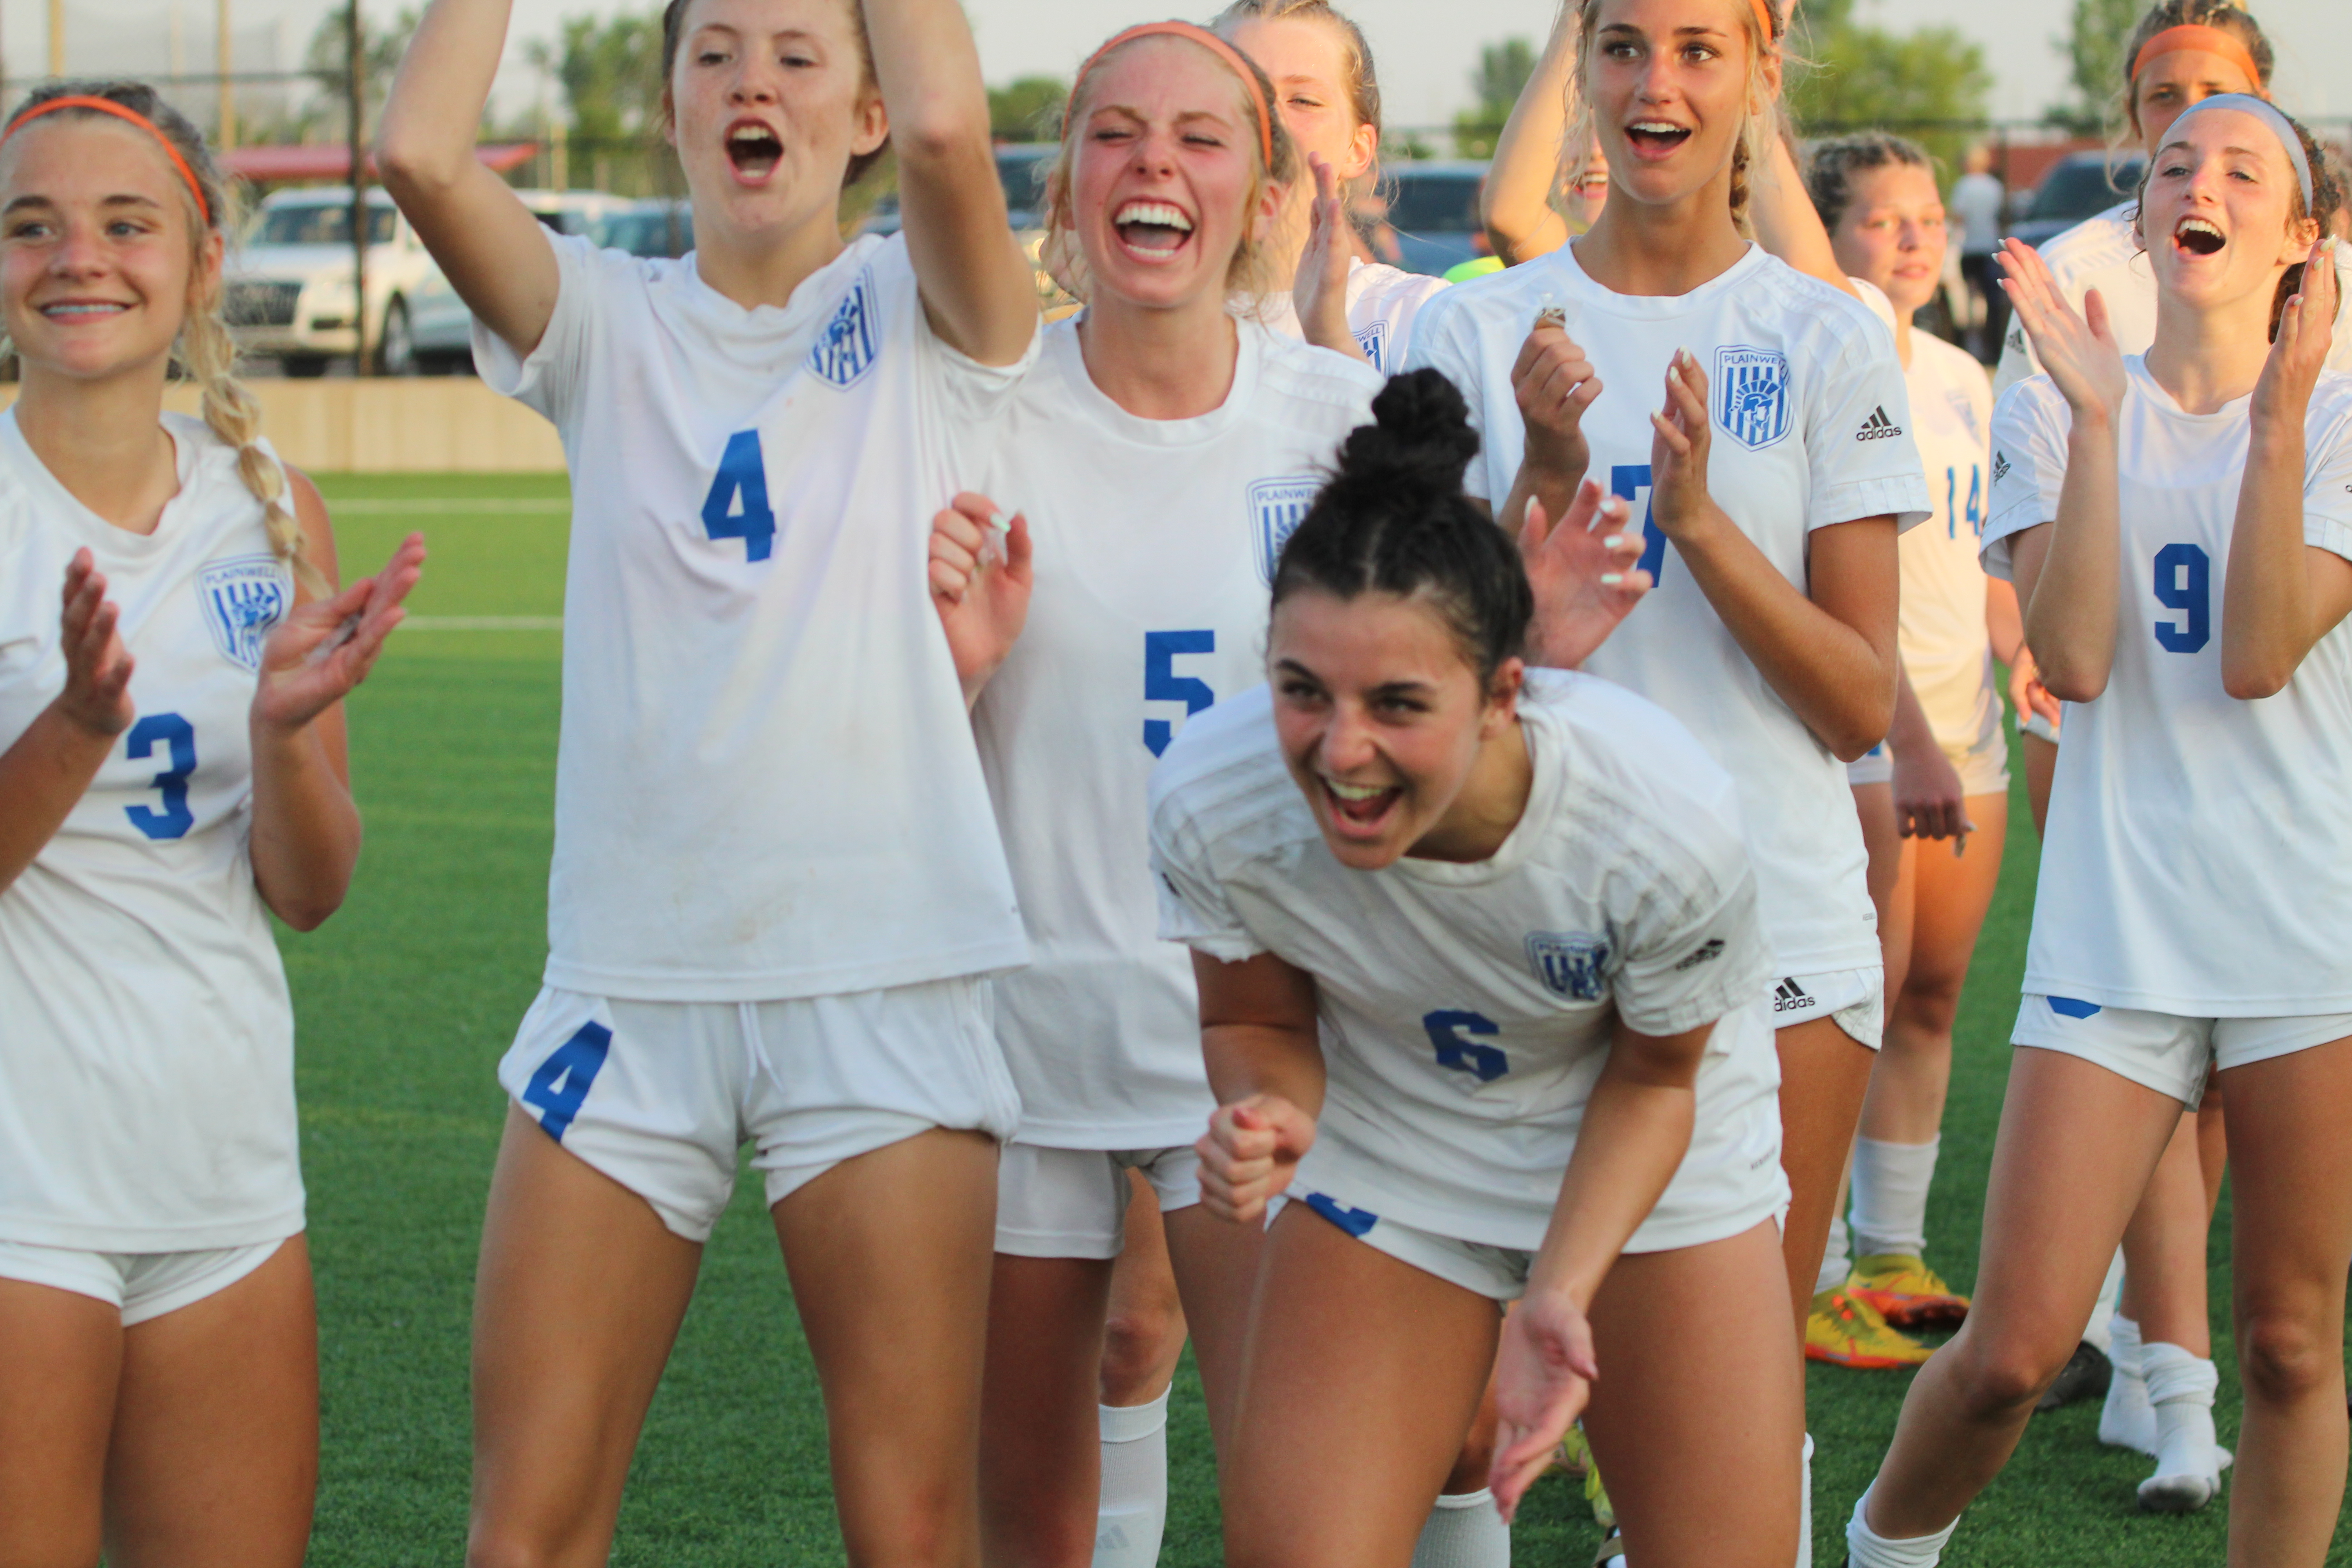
[523,1021,612,1141]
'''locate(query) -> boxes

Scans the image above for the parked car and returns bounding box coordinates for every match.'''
[596,198,695,259]
[404,189,637,372]
[1379,161,1489,277]
[859,142,1059,238]
[2007,152,2148,251]
[225,188,436,376]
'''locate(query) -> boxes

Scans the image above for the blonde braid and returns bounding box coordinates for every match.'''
[179,299,323,596]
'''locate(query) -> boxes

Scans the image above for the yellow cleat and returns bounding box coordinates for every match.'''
[1847,1252,1970,1329]
[1553,1422,1592,1477]
[1805,1286,1935,1369]
[1583,1453,1615,1530]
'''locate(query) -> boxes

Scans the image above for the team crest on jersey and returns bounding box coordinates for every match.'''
[1250,475,1322,584]
[1354,321,1389,375]
[1945,387,1983,442]
[1714,345,1792,451]
[1525,931,1610,1001]
[806,266,880,388]
[196,554,289,671]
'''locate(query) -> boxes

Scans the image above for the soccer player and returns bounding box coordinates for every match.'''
[1846,100,2352,1564]
[1802,133,2038,1360]
[0,81,422,1566]
[1212,0,1448,373]
[374,0,1040,1559]
[1155,368,1802,1568]
[919,23,1381,1568]
[1404,0,1931,1525]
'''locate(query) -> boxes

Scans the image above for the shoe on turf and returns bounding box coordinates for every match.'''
[1554,1422,1592,1478]
[2034,1339,2112,1411]
[1584,1451,1616,1530]
[1846,1253,1970,1329]
[1590,1526,1626,1567]
[1805,1287,1934,1369]
[2137,1462,2223,1513]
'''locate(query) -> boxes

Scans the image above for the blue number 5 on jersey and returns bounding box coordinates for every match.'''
[1143,630,1216,756]
[124,713,196,841]
[701,430,777,562]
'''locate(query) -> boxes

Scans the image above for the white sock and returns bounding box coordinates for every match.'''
[2078,1251,2123,1354]
[1798,1433,1814,1568]
[1816,1213,1852,1296]
[1850,1136,1939,1259]
[2140,1342,2222,1482]
[1093,1392,1169,1568]
[1844,1483,1958,1568]
[2098,1313,2157,1456]
[1410,1489,1509,1568]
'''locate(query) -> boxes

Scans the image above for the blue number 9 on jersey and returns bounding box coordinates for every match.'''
[2152,542,2210,654]
[1423,1009,1509,1083]
[701,430,777,562]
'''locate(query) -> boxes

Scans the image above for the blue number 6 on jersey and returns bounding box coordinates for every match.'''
[123,712,196,841]
[522,1020,613,1141]
[2152,542,2210,654]
[1423,1009,1509,1083]
[701,430,778,562]
[1143,630,1216,756]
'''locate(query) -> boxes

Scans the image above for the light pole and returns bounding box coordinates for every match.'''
[217,0,235,147]
[347,0,368,372]
[49,0,65,76]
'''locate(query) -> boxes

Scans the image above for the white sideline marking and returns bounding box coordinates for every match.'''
[399,616,564,632]
[329,498,570,514]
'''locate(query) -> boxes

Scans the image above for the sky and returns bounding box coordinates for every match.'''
[11,0,2349,136]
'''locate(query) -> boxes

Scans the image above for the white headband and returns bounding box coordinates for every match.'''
[2165,93,2314,211]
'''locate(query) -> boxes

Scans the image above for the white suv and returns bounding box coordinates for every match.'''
[225,188,441,376]
[404,190,638,372]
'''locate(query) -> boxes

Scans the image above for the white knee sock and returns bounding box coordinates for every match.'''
[1410,1489,1509,1568]
[1816,1213,1852,1296]
[1844,1484,1958,1568]
[2140,1341,2223,1485]
[1798,1433,1814,1568]
[2098,1313,2157,1455]
[1093,1392,1170,1568]
[1849,1136,1939,1259]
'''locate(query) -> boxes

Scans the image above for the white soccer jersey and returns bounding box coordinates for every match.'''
[474,231,1035,1002]
[1983,363,2352,1013]
[1255,258,1450,375]
[1900,334,2000,745]
[1995,205,2352,398]
[0,413,302,1250]
[1149,670,1783,1252]
[975,318,1380,1149]
[1406,242,1934,979]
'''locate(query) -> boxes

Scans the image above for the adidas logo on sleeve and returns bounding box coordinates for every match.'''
[1856,406,1903,441]
[1772,976,1819,1014]
[1992,450,2013,484]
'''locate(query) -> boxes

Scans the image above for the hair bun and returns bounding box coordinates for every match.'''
[1333,368,1480,501]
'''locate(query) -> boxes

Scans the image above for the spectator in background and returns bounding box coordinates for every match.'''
[1949,143,2007,363]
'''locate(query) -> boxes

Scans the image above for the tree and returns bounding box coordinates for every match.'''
[1453,37,1534,160]
[2048,0,2140,132]
[300,5,416,139]
[528,12,665,147]
[1788,0,1994,180]
[989,76,1066,142]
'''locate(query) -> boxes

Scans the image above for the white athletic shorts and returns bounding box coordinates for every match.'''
[1284,1072,1788,1301]
[0,1236,287,1326]
[2013,994,2352,1107]
[498,978,1022,1242]
[1770,966,1884,1049]
[1845,694,2009,796]
[995,1142,1203,1259]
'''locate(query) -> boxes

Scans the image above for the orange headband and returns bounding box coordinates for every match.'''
[1749,0,1778,43]
[1068,21,1276,171]
[1,96,211,225]
[2131,24,2264,90]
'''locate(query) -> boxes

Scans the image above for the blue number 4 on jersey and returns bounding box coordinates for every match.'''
[702,430,778,562]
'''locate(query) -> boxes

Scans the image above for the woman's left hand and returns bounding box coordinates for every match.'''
[1488,1287,1600,1524]
[1648,349,1720,544]
[251,532,426,734]
[1892,732,1972,849]
[1294,153,1362,362]
[1519,481,1651,668]
[2252,237,2340,430]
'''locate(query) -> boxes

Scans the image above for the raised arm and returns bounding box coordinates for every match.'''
[2220,244,2352,699]
[375,0,562,357]
[1747,130,1860,301]
[1191,949,1324,1225]
[1481,1,1578,265]
[867,0,1037,365]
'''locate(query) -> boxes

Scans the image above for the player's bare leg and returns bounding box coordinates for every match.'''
[1161,1201,1264,1457]
[105,1236,318,1568]
[1582,1221,1803,1568]
[2216,1037,2352,1567]
[1102,1176,1186,1412]
[0,1276,121,1568]
[980,1252,1115,1568]
[469,1107,702,1568]
[1219,1204,1500,1568]
[1776,1016,1877,1329]
[775,1127,998,1568]
[1860,1049,2181,1539]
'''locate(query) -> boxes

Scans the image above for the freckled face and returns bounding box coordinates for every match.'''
[1829,162,1947,318]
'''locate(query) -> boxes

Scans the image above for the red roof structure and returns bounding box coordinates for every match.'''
[221,142,538,184]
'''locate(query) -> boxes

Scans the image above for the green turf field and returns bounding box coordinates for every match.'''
[301,473,2345,1565]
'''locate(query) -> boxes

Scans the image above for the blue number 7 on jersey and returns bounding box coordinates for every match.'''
[1610,464,1667,583]
[701,430,777,561]
[522,1021,612,1141]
